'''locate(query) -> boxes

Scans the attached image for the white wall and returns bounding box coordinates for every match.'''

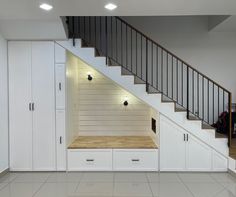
[123,16,236,102]
[0,33,8,173]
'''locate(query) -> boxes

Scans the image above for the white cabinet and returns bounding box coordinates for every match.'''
[55,64,65,109]
[113,149,158,171]
[56,110,66,171]
[67,149,113,171]
[160,115,227,172]
[9,41,56,171]
[9,42,33,171]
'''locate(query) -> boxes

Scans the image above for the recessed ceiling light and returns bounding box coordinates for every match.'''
[39,3,53,11]
[105,3,117,10]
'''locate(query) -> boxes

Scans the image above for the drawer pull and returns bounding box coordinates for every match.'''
[131,159,140,162]
[86,159,94,162]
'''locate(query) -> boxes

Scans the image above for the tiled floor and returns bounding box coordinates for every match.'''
[0,172,236,197]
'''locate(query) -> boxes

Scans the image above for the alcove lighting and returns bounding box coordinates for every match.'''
[105,3,117,10]
[39,3,53,11]
[87,72,93,81]
[123,96,128,106]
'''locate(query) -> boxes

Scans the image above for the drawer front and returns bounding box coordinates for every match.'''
[113,149,158,171]
[67,149,112,171]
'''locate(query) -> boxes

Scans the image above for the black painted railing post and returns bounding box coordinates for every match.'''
[228,93,232,147]
[105,16,108,65]
[146,38,148,92]
[72,16,75,46]
[187,66,189,119]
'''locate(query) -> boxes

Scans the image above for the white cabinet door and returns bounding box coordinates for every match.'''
[32,42,56,171]
[55,64,65,109]
[186,134,212,171]
[160,116,186,171]
[56,110,66,171]
[9,42,33,171]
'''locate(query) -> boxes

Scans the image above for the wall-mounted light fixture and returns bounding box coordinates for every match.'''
[123,96,128,106]
[87,72,93,81]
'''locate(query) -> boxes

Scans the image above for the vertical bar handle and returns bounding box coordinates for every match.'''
[29,103,32,111]
[59,82,62,91]
[60,136,62,144]
[184,134,186,141]
[32,103,35,111]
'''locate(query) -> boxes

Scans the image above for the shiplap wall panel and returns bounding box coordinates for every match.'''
[74,56,153,136]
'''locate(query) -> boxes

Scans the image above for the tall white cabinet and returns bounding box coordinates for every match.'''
[9,41,56,171]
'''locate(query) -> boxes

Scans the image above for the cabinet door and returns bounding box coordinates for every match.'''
[32,42,56,171]
[56,110,66,171]
[8,42,33,171]
[186,133,212,171]
[160,116,186,171]
[55,64,65,109]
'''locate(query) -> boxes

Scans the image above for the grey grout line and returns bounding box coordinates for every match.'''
[145,172,155,197]
[176,172,196,197]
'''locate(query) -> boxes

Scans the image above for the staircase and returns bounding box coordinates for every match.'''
[62,16,234,159]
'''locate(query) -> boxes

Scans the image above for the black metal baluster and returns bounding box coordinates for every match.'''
[161,49,163,93]
[197,73,199,117]
[182,62,183,106]
[218,86,219,119]
[136,32,138,75]
[157,46,159,90]
[131,29,133,72]
[116,17,118,61]
[208,79,209,123]
[126,24,127,68]
[94,17,96,47]
[111,17,113,59]
[166,53,168,96]
[141,36,143,79]
[172,56,173,99]
[187,66,189,119]
[151,43,153,86]
[105,16,108,65]
[100,16,102,53]
[223,90,225,112]
[192,70,194,114]
[213,83,214,124]
[176,60,178,102]
[89,16,91,44]
[72,17,75,46]
[146,38,148,92]
[121,21,123,66]
[202,77,204,121]
[83,17,85,40]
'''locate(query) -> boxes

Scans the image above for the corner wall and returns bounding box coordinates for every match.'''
[0,33,8,173]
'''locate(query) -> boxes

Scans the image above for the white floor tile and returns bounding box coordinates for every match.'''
[13,172,50,183]
[46,172,84,183]
[0,173,18,183]
[76,182,113,196]
[34,182,78,197]
[81,172,113,182]
[211,173,236,183]
[178,172,216,183]
[113,182,152,197]
[150,182,194,197]
[0,182,43,197]
[214,189,236,197]
[185,182,224,197]
[147,172,182,183]
[114,172,148,182]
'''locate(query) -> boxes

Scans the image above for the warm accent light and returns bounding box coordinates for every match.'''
[87,72,93,81]
[123,96,128,106]
[39,3,53,11]
[105,3,117,10]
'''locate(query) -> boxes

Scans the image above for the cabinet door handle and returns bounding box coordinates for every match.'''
[132,159,140,162]
[187,134,189,141]
[59,82,62,91]
[29,103,32,111]
[32,103,35,111]
[184,134,186,141]
[86,159,94,162]
[59,136,62,144]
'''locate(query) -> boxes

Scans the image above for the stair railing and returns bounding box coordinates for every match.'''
[65,16,232,147]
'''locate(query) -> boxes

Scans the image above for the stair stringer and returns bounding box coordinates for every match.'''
[56,39,228,158]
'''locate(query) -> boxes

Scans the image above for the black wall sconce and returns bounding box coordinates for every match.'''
[123,97,128,106]
[87,72,93,81]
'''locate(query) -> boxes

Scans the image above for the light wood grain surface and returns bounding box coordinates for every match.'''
[68,136,158,149]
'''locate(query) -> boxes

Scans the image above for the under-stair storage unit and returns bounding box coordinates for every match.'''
[9,41,56,171]
[160,115,228,171]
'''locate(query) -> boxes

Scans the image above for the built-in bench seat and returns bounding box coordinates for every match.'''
[67,136,159,171]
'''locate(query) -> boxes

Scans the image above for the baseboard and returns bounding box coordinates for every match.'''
[0,168,9,177]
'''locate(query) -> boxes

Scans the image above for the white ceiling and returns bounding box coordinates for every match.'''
[0,0,236,20]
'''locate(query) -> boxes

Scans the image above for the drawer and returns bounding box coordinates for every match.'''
[113,149,158,171]
[67,149,112,171]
